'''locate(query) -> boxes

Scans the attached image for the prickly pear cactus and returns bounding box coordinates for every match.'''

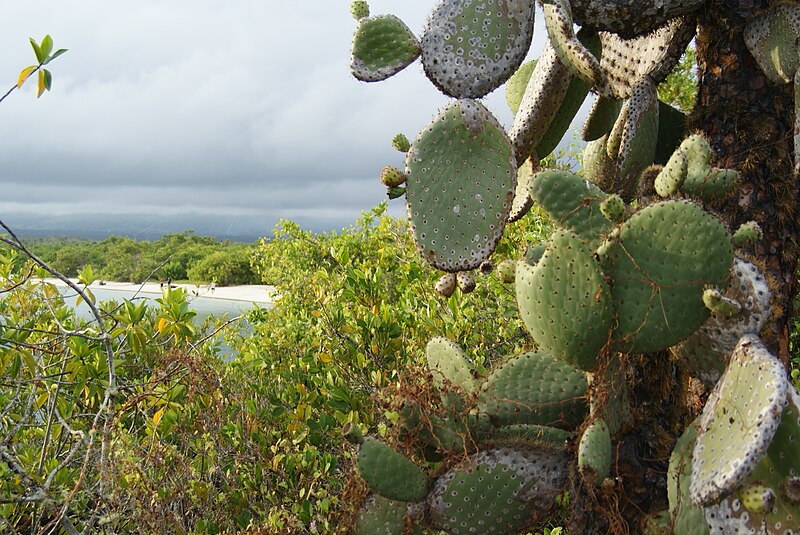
[350,13,421,82]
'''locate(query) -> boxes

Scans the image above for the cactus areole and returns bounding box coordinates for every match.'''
[346,0,800,533]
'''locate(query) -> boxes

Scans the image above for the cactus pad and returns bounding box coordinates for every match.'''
[508,157,538,223]
[615,77,660,197]
[405,100,516,273]
[654,148,688,197]
[679,135,739,203]
[350,0,370,20]
[420,0,535,98]
[357,438,428,502]
[568,0,703,38]
[529,170,612,250]
[582,134,616,190]
[380,166,407,187]
[351,15,421,82]
[583,97,623,142]
[426,337,479,396]
[516,230,613,370]
[477,350,588,429]
[355,494,424,535]
[691,335,789,506]
[667,423,710,535]
[487,424,574,450]
[732,221,763,246]
[610,200,733,354]
[578,419,612,486]
[509,42,572,163]
[428,445,568,534]
[505,60,537,115]
[542,0,603,85]
[744,2,800,85]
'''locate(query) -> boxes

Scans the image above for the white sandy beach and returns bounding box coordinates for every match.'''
[43,278,276,304]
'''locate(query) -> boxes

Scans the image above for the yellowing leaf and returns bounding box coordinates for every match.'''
[311,310,322,317]
[152,407,165,427]
[37,69,45,97]
[17,66,35,88]
[156,317,169,333]
[319,352,333,363]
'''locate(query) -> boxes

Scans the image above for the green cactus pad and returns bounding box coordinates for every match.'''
[405,100,516,273]
[609,200,733,354]
[505,60,537,115]
[391,133,410,153]
[380,166,407,187]
[732,221,763,246]
[509,42,572,164]
[691,335,789,507]
[578,419,612,486]
[615,77,660,198]
[487,424,574,450]
[508,157,538,223]
[679,135,739,203]
[582,134,616,190]
[654,148,688,197]
[351,15,421,82]
[357,438,428,502]
[542,0,603,85]
[524,243,547,266]
[535,68,592,158]
[350,0,369,20]
[529,170,612,250]
[516,230,613,370]
[583,97,623,142]
[426,337,479,396]
[667,423,710,535]
[387,186,406,199]
[477,350,588,429]
[355,494,424,535]
[428,445,568,535]
[420,0,535,99]
[655,100,689,165]
[702,387,800,534]
[744,2,800,85]
[595,17,696,100]
[672,258,771,387]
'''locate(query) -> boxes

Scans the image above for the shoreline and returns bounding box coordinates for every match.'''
[42,278,276,304]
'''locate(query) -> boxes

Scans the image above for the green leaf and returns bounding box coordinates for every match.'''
[17,66,35,88]
[43,48,68,65]
[43,69,52,91]
[29,38,45,64]
[40,35,53,58]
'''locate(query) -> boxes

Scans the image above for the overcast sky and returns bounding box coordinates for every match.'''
[0,1,553,237]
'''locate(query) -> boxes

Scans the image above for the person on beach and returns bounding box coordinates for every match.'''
[210,281,215,294]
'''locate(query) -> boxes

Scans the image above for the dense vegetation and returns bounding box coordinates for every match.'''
[26,231,260,286]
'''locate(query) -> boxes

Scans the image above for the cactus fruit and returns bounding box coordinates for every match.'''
[357,438,428,502]
[390,133,410,153]
[509,42,573,164]
[350,0,369,20]
[405,100,516,274]
[600,194,625,222]
[427,445,569,535]
[578,419,612,486]
[690,335,789,506]
[387,186,406,199]
[476,350,589,429]
[351,15,421,82]
[426,337,479,396]
[380,165,406,187]
[435,272,457,297]
[542,0,603,85]
[355,494,425,535]
[732,221,763,247]
[420,0,535,99]
[496,260,516,283]
[505,60,537,115]
[516,230,613,370]
[673,258,771,386]
[508,157,538,223]
[456,271,476,293]
[737,484,776,514]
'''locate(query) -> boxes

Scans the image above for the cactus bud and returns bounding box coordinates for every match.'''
[435,273,456,297]
[738,484,776,514]
[350,0,369,20]
[390,133,410,152]
[380,165,407,187]
[497,260,516,283]
[456,271,476,293]
[702,288,742,317]
[732,220,763,246]
[600,194,625,223]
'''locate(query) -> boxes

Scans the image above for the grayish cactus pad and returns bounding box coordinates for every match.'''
[405,100,516,273]
[508,157,539,223]
[569,0,704,38]
[421,0,535,98]
[691,335,789,507]
[744,1,800,85]
[428,445,568,534]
